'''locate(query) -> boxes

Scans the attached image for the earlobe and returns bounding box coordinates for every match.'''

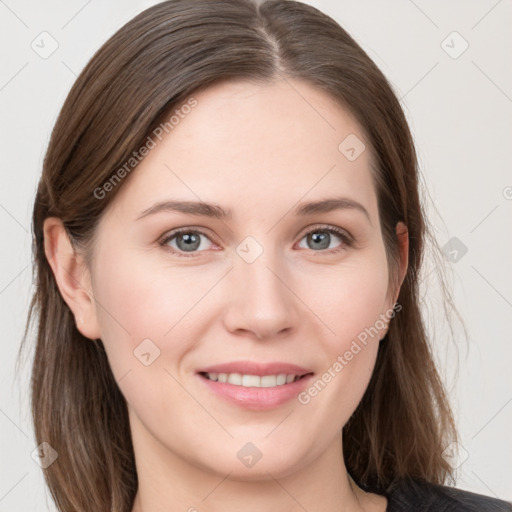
[43,217,101,340]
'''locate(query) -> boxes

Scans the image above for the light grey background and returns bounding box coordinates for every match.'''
[1,0,511,510]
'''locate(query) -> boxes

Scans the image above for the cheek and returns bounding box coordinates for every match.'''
[89,256,191,418]
[302,250,390,349]
[90,247,225,380]
[294,252,390,422]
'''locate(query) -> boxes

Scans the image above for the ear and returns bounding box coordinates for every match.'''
[393,221,409,303]
[43,217,101,340]
[380,222,409,340]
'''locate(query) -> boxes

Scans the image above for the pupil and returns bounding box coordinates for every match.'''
[178,233,200,252]
[310,231,329,250]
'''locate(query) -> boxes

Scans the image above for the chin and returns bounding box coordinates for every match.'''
[198,440,309,481]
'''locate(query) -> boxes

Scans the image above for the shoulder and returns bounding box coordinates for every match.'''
[382,477,512,512]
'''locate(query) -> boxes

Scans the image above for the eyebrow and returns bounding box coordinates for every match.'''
[136,197,371,223]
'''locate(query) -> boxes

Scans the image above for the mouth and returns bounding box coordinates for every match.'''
[195,361,314,410]
[198,371,311,387]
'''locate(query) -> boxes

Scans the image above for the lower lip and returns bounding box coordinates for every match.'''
[197,373,314,410]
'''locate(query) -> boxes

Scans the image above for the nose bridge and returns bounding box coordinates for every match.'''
[234,234,288,302]
[224,234,298,338]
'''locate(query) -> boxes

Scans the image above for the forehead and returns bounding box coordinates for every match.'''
[103,78,377,223]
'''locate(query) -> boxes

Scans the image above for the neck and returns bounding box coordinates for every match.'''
[129,412,385,512]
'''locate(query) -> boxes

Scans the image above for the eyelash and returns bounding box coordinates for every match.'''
[158,224,354,258]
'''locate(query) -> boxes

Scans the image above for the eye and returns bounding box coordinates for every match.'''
[297,225,353,254]
[159,228,217,257]
[159,224,353,258]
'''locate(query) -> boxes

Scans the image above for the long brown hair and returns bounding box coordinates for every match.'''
[21,0,458,510]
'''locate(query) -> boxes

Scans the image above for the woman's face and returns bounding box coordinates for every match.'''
[84,78,404,480]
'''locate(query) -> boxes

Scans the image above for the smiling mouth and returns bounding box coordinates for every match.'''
[198,372,313,388]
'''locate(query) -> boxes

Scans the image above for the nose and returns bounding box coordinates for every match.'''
[222,246,300,341]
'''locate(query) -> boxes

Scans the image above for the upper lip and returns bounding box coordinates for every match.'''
[196,361,313,377]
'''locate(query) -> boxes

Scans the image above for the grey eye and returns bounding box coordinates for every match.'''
[298,229,344,251]
[163,230,213,253]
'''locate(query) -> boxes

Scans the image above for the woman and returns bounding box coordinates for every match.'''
[23,0,511,510]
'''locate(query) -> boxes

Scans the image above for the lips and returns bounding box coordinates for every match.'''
[195,361,315,410]
[195,361,312,377]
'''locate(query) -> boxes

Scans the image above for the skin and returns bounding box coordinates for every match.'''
[44,77,408,512]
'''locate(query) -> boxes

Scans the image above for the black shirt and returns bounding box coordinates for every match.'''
[374,477,512,511]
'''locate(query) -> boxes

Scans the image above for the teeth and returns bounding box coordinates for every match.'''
[227,373,242,385]
[242,374,260,387]
[260,375,276,387]
[204,372,301,387]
